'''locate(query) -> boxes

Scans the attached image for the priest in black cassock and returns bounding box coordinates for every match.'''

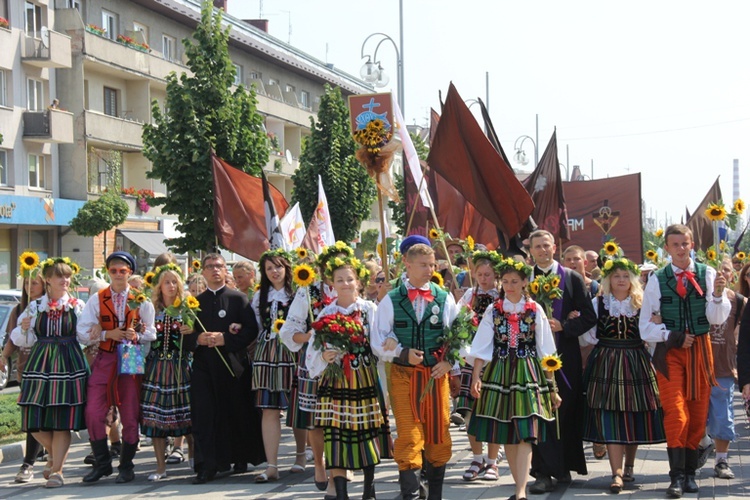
[526,230,597,494]
[188,253,265,484]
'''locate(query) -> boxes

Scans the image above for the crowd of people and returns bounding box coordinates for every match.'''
[2,223,749,500]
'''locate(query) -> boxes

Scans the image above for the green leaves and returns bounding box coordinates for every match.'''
[69,191,129,237]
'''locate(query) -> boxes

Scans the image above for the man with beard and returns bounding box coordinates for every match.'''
[527,231,597,493]
[188,253,265,484]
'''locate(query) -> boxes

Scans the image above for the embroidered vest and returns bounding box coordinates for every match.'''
[389,282,448,366]
[656,263,710,336]
[493,301,537,359]
[98,287,141,352]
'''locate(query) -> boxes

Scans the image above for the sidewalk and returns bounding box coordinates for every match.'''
[0,397,747,499]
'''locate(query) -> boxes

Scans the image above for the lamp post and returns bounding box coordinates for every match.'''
[360,32,404,114]
[513,135,537,167]
[559,162,569,181]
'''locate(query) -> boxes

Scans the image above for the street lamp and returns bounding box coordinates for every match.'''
[360,32,404,114]
[559,162,569,181]
[513,135,537,167]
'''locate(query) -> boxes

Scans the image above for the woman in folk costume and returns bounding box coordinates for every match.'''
[306,254,390,500]
[140,263,194,481]
[251,248,304,482]
[456,250,502,481]
[279,244,345,494]
[580,256,666,493]
[464,257,561,500]
[10,257,88,488]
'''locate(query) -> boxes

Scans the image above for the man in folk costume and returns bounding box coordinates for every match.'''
[372,236,459,500]
[78,251,156,483]
[640,224,729,498]
[526,230,596,493]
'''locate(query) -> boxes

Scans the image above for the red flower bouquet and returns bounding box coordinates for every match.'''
[312,311,365,379]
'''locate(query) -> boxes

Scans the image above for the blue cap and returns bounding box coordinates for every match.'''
[106,251,136,271]
[399,235,431,254]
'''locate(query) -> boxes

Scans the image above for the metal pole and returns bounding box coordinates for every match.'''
[591,158,594,179]
[398,0,405,115]
[534,113,539,167]
[485,71,489,112]
[566,144,570,181]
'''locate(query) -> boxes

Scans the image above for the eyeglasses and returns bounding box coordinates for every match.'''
[108,268,130,276]
[204,264,225,270]
[375,277,385,284]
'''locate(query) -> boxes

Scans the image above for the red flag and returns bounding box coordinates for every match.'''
[427,83,534,238]
[212,153,288,260]
[301,213,322,254]
[523,130,570,242]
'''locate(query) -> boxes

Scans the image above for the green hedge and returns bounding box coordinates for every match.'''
[0,393,21,438]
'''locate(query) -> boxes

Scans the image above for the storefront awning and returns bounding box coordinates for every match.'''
[119,230,171,257]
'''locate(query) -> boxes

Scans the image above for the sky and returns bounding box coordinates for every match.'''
[229,0,750,230]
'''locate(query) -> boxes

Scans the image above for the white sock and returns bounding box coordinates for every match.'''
[473,454,484,464]
[716,452,728,464]
[485,454,495,466]
[699,434,713,448]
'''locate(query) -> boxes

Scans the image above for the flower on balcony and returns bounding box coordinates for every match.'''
[116,33,150,52]
[85,24,106,36]
[0,17,10,29]
[122,187,155,214]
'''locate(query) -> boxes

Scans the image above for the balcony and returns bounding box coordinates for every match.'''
[21,31,72,69]
[84,110,144,150]
[264,152,299,177]
[0,27,12,69]
[256,93,315,128]
[22,109,74,143]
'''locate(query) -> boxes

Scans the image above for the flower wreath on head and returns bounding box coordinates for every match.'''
[494,256,532,279]
[601,257,639,278]
[471,250,501,268]
[152,262,184,286]
[316,241,355,269]
[324,255,369,283]
[40,256,81,276]
[260,247,293,264]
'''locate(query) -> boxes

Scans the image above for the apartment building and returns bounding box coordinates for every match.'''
[0,0,373,282]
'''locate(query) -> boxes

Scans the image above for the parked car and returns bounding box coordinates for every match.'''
[0,290,22,303]
[0,301,19,390]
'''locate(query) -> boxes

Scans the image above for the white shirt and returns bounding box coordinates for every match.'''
[457,287,500,310]
[279,282,337,353]
[639,260,730,343]
[76,286,156,345]
[580,295,639,345]
[251,286,293,335]
[11,294,87,348]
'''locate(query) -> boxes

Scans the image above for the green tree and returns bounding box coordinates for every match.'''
[389,131,429,236]
[291,85,376,242]
[69,191,129,237]
[142,1,268,253]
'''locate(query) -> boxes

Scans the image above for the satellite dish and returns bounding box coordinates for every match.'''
[285,149,293,165]
[41,26,50,48]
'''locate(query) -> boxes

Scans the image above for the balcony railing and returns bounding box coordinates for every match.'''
[21,30,72,69]
[22,109,74,143]
[84,111,144,150]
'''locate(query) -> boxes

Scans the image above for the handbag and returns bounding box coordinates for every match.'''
[118,341,145,375]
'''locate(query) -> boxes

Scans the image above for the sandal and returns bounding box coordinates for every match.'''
[593,443,607,460]
[622,465,634,482]
[166,447,185,464]
[483,463,499,481]
[462,460,486,481]
[148,471,167,481]
[304,446,314,462]
[610,473,623,494]
[290,452,306,473]
[45,472,64,488]
[43,462,53,480]
[254,464,278,483]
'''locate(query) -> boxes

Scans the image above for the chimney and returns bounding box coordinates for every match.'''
[245,19,269,32]
[213,0,227,11]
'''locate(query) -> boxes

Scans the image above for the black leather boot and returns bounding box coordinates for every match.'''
[115,441,138,483]
[334,475,349,500]
[362,465,376,499]
[666,448,685,498]
[425,462,446,500]
[399,468,421,500]
[82,439,113,483]
[683,448,699,493]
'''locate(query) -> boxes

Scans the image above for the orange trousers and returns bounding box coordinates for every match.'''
[656,336,713,449]
[390,364,452,470]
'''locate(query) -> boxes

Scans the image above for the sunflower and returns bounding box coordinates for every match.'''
[551,276,561,287]
[273,318,285,333]
[19,251,40,271]
[296,247,308,260]
[719,240,727,251]
[172,297,182,308]
[135,294,147,303]
[541,354,563,372]
[186,296,200,309]
[737,251,747,261]
[734,198,746,215]
[191,259,201,271]
[529,281,540,294]
[603,241,619,256]
[655,228,664,238]
[70,262,81,275]
[705,203,727,222]
[254,283,261,292]
[645,249,658,262]
[428,228,440,239]
[467,235,475,251]
[430,271,444,288]
[144,271,156,288]
[706,249,717,261]
[542,282,551,293]
[293,264,316,287]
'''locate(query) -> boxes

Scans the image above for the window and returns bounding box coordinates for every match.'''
[249,71,261,81]
[133,22,148,45]
[103,87,117,117]
[233,63,242,86]
[268,78,278,86]
[285,84,295,93]
[0,150,7,186]
[102,9,118,40]
[0,71,7,107]
[28,154,45,189]
[24,2,42,37]
[27,78,43,111]
[64,0,82,11]
[300,90,310,109]
[162,34,175,62]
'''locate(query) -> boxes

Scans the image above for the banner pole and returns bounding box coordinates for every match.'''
[405,169,426,236]
[377,190,389,270]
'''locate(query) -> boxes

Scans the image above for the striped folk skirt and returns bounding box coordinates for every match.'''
[455,362,482,412]
[468,350,555,444]
[316,353,391,470]
[582,339,666,444]
[286,352,317,430]
[140,352,192,438]
[252,332,297,409]
[19,335,89,432]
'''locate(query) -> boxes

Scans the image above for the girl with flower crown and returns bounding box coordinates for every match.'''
[140,263,194,481]
[456,251,501,481]
[581,256,666,493]
[10,258,88,488]
[464,258,561,500]
[306,255,390,500]
[251,249,303,482]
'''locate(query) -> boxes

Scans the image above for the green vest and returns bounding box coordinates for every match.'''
[656,263,710,335]
[388,282,448,366]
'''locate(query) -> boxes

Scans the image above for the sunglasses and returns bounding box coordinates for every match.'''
[108,268,130,276]
[375,277,385,284]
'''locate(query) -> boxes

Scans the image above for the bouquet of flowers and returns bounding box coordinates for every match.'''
[528,274,563,318]
[541,353,563,438]
[420,306,473,401]
[311,311,366,380]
